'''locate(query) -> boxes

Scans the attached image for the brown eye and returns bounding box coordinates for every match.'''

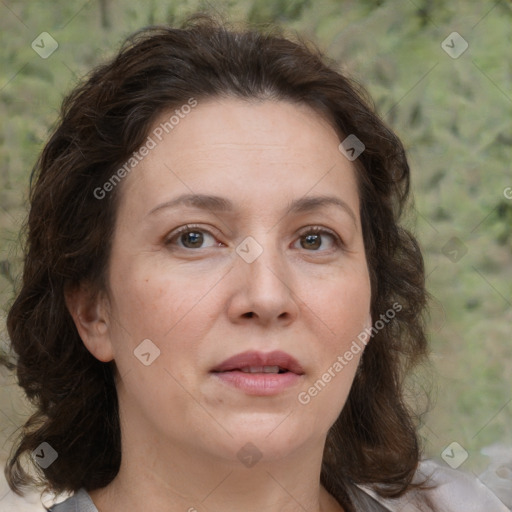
[301,233,322,250]
[180,231,204,248]
[295,227,341,251]
[166,225,220,250]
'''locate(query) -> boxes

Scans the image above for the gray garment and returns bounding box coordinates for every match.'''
[48,489,98,512]
[47,460,511,512]
[47,486,392,512]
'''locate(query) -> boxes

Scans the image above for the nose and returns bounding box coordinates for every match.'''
[226,237,299,328]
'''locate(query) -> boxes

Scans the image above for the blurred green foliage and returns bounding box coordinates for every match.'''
[0,0,511,473]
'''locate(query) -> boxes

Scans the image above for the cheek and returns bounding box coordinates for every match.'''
[108,269,216,431]
[305,267,371,348]
[109,261,213,336]
[107,263,224,383]
[297,350,361,438]
[295,266,370,421]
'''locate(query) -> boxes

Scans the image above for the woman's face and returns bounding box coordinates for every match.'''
[92,97,371,465]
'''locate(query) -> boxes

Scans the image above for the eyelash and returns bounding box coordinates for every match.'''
[165,224,343,251]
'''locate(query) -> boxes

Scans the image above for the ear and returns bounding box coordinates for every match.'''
[64,282,114,362]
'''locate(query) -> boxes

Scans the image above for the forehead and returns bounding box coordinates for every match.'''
[117,97,359,218]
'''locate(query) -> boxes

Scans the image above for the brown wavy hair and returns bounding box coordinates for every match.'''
[2,12,429,510]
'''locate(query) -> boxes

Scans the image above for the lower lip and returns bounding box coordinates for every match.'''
[212,371,302,396]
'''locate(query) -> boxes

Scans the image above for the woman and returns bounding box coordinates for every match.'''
[2,13,507,512]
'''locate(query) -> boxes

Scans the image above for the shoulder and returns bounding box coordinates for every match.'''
[406,459,510,511]
[45,459,511,512]
[354,459,511,512]
[47,489,98,512]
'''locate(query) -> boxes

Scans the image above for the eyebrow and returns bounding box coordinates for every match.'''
[148,194,232,215]
[147,193,357,226]
[286,195,357,226]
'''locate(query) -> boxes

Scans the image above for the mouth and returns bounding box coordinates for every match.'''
[211,350,305,375]
[210,350,305,396]
[238,366,288,374]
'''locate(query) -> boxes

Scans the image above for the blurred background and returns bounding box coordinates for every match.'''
[1,0,511,509]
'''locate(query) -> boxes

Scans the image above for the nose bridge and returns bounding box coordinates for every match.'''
[240,233,287,289]
[234,232,296,319]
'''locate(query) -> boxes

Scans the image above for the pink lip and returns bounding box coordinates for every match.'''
[211,350,305,396]
[211,350,305,374]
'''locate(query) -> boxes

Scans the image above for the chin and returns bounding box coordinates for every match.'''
[208,416,320,461]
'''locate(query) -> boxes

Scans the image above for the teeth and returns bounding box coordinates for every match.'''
[240,365,281,374]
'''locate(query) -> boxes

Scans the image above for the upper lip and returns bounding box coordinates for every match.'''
[211,350,305,375]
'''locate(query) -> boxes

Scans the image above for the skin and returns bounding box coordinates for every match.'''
[66,97,372,512]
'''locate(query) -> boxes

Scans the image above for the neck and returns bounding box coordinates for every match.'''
[89,428,343,512]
